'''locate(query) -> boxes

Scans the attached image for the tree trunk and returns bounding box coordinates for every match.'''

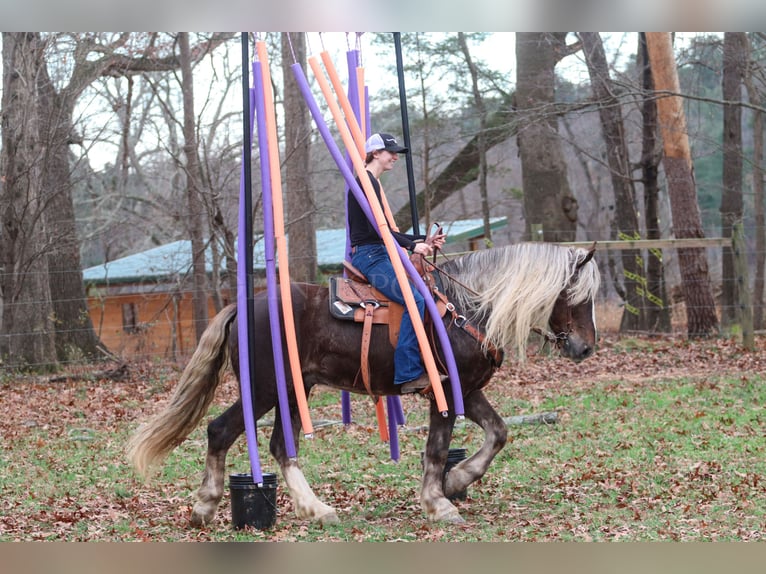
[458,33,491,244]
[580,32,645,331]
[179,32,209,343]
[0,33,58,370]
[720,32,747,330]
[744,38,765,330]
[645,32,719,337]
[639,33,671,333]
[281,33,316,282]
[37,50,103,361]
[515,32,578,242]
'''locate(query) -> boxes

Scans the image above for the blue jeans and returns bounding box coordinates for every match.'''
[351,244,425,384]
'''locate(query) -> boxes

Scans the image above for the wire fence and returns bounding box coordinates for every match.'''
[1,230,763,372]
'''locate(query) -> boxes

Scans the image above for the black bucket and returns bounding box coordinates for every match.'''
[229,472,278,530]
[421,448,468,501]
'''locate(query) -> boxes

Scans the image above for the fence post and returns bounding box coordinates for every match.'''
[732,221,754,350]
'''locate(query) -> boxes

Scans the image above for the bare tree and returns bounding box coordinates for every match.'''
[645,32,719,337]
[281,33,316,282]
[720,32,748,330]
[515,32,579,242]
[638,33,672,333]
[743,35,765,330]
[580,32,646,331]
[457,32,492,243]
[179,32,210,343]
[17,32,234,362]
[392,33,515,229]
[0,33,57,370]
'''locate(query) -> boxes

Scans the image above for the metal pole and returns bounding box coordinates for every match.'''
[394,32,419,235]
[238,32,263,483]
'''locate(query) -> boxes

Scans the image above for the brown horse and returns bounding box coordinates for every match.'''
[128,242,600,526]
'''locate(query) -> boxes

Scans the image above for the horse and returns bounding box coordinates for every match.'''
[127,242,600,526]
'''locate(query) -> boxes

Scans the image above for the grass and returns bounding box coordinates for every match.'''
[1,344,766,541]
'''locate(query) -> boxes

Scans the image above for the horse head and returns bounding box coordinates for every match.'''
[546,244,599,362]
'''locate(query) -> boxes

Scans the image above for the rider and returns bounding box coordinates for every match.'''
[347,133,446,394]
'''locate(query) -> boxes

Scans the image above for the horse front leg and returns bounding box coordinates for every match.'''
[421,402,463,523]
[191,399,245,527]
[443,389,507,499]
[271,404,339,525]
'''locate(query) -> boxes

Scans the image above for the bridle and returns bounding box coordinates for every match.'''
[532,301,573,351]
[532,244,596,353]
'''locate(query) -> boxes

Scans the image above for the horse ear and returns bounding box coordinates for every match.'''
[576,242,597,270]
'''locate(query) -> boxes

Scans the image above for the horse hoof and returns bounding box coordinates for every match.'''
[443,512,466,524]
[190,505,215,528]
[318,511,339,525]
[430,508,465,524]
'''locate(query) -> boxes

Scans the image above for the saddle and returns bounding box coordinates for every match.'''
[328,257,447,397]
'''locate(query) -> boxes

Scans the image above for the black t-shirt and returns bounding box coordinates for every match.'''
[347,170,424,250]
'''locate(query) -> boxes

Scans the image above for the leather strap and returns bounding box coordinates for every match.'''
[360,302,376,397]
[430,287,504,368]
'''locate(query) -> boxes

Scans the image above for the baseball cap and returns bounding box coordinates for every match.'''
[364,133,409,154]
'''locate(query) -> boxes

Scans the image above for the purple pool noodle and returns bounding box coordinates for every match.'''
[386,396,400,461]
[237,84,263,484]
[253,61,297,459]
[291,62,464,416]
[341,390,351,426]
[340,49,359,426]
[364,85,371,138]
[344,49,359,264]
[393,394,406,426]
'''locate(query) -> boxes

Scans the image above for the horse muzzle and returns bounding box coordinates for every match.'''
[557,334,594,362]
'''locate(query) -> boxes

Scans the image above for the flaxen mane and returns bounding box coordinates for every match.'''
[439,243,600,359]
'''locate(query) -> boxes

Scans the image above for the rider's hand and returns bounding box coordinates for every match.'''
[426,232,446,250]
[412,242,433,256]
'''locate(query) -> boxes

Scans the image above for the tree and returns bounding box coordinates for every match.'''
[179,32,210,343]
[281,33,316,282]
[391,33,514,230]
[743,34,765,330]
[720,32,747,330]
[638,33,672,333]
[457,32,492,243]
[645,32,719,337]
[0,33,58,370]
[515,32,579,242]
[16,33,233,362]
[580,32,646,331]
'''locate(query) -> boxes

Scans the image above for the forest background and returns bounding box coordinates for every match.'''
[0,31,764,371]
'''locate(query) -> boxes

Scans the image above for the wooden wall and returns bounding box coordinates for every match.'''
[87,286,232,361]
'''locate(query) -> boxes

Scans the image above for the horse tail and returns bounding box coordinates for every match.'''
[127,303,238,479]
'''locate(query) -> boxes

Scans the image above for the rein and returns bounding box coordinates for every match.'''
[420,256,481,298]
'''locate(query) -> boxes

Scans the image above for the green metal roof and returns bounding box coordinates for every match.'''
[82,217,507,284]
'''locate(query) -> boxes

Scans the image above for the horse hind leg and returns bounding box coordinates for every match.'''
[270,404,339,524]
[190,399,246,527]
[443,389,507,499]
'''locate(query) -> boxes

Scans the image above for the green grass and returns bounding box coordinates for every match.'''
[2,367,766,541]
